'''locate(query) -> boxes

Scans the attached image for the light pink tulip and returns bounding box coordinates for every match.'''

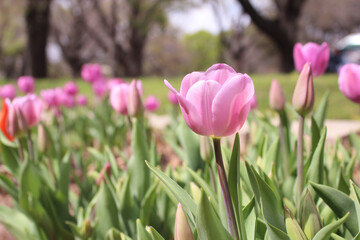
[58,91,75,108]
[107,78,125,90]
[11,94,42,128]
[293,42,329,76]
[338,63,360,104]
[165,63,254,137]
[292,62,314,116]
[250,95,258,109]
[92,79,108,98]
[81,64,103,83]
[110,80,142,115]
[0,84,16,100]
[168,91,178,105]
[17,76,35,93]
[63,81,78,95]
[269,79,286,111]
[76,95,88,106]
[144,95,160,112]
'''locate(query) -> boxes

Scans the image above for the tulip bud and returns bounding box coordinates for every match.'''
[292,62,314,116]
[269,79,286,111]
[284,205,307,240]
[300,189,322,239]
[200,136,213,163]
[96,162,112,185]
[190,182,201,204]
[81,219,92,238]
[174,203,194,240]
[127,79,143,117]
[38,124,48,153]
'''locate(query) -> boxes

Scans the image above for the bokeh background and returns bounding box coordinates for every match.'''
[1,0,360,78]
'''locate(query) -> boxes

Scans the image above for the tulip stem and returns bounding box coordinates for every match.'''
[297,115,305,218]
[213,138,239,240]
[18,140,25,162]
[27,130,34,161]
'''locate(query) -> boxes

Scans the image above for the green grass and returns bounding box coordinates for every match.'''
[2,73,359,119]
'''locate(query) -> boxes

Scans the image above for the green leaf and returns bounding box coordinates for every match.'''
[306,127,327,185]
[136,219,152,240]
[119,175,138,235]
[0,205,41,240]
[284,205,307,240]
[301,189,322,239]
[147,226,165,240]
[227,133,247,240]
[96,183,120,237]
[350,181,360,230]
[245,162,287,233]
[105,228,132,240]
[310,182,359,236]
[310,117,320,156]
[105,146,120,178]
[146,161,196,223]
[186,167,217,206]
[176,120,202,170]
[313,91,329,129]
[58,151,71,205]
[263,137,280,175]
[0,173,18,199]
[313,212,349,240]
[129,118,150,200]
[140,182,158,226]
[0,136,19,175]
[196,190,232,240]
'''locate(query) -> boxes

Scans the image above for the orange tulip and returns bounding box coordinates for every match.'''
[0,100,14,141]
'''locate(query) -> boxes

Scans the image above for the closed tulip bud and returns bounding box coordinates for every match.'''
[127,79,143,117]
[38,124,48,153]
[300,190,322,239]
[174,203,194,240]
[284,205,307,240]
[200,136,213,163]
[269,79,286,111]
[17,76,35,93]
[292,62,314,116]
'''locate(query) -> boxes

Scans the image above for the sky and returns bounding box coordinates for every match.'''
[168,0,248,34]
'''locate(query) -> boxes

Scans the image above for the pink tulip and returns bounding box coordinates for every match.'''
[165,63,254,137]
[338,63,360,103]
[0,84,16,100]
[269,79,286,111]
[63,81,78,95]
[107,78,125,90]
[41,88,62,108]
[293,42,329,76]
[11,94,42,128]
[17,76,35,93]
[168,91,178,105]
[110,80,142,115]
[127,79,143,117]
[58,91,75,108]
[250,95,258,109]
[81,64,103,83]
[92,79,108,98]
[144,95,160,112]
[76,95,88,106]
[292,62,314,116]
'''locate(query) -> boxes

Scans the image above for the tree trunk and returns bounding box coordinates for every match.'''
[25,0,51,78]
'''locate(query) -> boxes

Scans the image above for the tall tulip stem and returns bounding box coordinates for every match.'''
[27,130,34,161]
[213,138,239,240]
[297,115,305,217]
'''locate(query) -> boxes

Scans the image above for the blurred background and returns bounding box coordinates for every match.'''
[1,0,360,79]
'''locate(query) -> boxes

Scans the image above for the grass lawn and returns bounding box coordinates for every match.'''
[1,72,359,119]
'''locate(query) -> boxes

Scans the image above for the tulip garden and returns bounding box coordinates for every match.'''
[0,42,360,240]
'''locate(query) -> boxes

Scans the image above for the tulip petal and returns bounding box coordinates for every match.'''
[179,72,203,97]
[293,43,306,73]
[223,104,250,136]
[110,84,129,114]
[211,74,254,137]
[204,63,237,85]
[0,100,13,141]
[312,42,330,76]
[186,80,221,135]
[339,64,360,103]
